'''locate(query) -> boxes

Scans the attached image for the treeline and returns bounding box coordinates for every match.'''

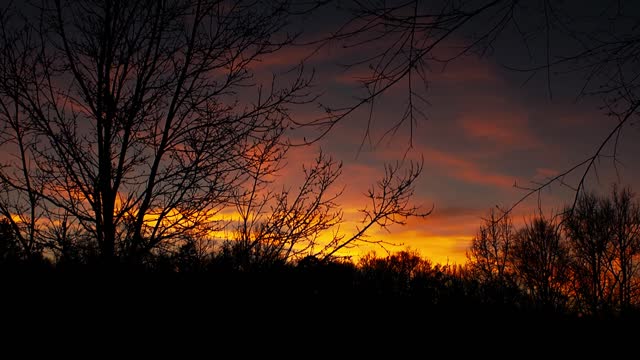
[2,185,640,324]
[467,185,640,320]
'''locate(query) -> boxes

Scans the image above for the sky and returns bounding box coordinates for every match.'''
[249,1,640,265]
[3,0,639,266]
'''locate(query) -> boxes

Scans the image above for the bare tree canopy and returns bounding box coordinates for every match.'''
[0,0,429,267]
[466,208,514,285]
[465,186,640,317]
[564,185,640,315]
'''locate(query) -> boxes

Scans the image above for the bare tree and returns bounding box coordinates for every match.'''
[608,185,640,313]
[227,148,344,269]
[0,218,22,264]
[320,159,431,260]
[563,186,640,315]
[0,0,429,268]
[465,208,529,307]
[0,4,44,261]
[563,191,616,315]
[228,149,429,269]
[511,213,570,311]
[0,0,319,265]
[466,208,515,285]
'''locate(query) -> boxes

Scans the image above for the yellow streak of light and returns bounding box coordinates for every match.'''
[13,199,473,266]
[354,230,473,266]
[196,207,474,265]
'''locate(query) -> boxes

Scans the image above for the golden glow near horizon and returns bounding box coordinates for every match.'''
[201,205,474,265]
[353,230,473,265]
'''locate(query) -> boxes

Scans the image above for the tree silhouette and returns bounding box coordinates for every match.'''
[229,150,344,269]
[563,185,640,316]
[466,208,520,305]
[357,249,433,297]
[462,185,640,317]
[0,218,21,265]
[221,152,428,269]
[564,191,617,316]
[0,0,311,265]
[511,213,570,312]
[467,208,515,285]
[0,0,429,269]
[608,185,640,314]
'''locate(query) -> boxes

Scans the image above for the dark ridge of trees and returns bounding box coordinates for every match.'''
[2,227,636,352]
[2,185,640,324]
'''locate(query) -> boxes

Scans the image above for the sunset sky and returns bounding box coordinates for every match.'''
[4,0,640,333]
[3,0,639,266]
[250,2,640,264]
